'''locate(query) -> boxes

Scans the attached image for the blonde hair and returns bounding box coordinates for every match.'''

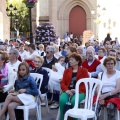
[35,56,44,64]
[53,44,59,51]
[38,44,44,49]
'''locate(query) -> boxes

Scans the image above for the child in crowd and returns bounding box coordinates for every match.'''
[0,62,38,120]
[49,56,65,109]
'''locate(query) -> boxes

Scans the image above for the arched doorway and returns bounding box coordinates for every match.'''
[69,5,86,37]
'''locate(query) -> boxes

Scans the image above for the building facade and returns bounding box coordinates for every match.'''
[33,0,120,41]
[0,0,10,40]
[33,0,97,39]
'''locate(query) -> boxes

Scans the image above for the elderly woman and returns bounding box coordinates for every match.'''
[59,53,89,120]
[31,56,49,94]
[96,56,120,120]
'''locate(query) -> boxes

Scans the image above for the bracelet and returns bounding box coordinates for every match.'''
[109,92,112,96]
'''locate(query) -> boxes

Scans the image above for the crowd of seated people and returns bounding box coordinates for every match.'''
[0,34,120,120]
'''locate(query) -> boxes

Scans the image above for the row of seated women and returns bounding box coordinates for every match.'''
[59,54,120,120]
[0,50,120,120]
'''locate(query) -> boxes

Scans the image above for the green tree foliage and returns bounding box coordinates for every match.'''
[6,0,29,32]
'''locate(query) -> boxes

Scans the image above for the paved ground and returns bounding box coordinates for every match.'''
[29,107,103,120]
[29,106,58,120]
[2,106,103,120]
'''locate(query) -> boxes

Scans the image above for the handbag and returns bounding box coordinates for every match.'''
[64,96,72,114]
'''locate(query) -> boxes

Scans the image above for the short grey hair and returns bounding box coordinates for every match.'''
[77,46,83,51]
[10,49,19,58]
[46,46,55,53]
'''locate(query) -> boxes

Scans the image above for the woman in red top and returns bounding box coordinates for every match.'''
[59,53,89,120]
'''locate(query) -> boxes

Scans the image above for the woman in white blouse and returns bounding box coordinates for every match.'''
[96,56,120,120]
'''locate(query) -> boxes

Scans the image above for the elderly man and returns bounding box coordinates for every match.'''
[42,46,57,69]
[77,46,86,61]
[7,49,21,71]
[82,47,101,78]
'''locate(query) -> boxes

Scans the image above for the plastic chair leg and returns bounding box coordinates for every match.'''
[116,109,119,120]
[6,114,9,120]
[64,113,68,120]
[56,107,60,120]
[39,103,42,120]
[36,106,41,120]
[24,108,29,120]
[45,95,49,113]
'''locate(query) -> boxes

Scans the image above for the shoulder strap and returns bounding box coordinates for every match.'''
[101,72,104,80]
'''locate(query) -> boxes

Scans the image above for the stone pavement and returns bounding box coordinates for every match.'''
[29,106,103,120]
[1,106,103,120]
[29,106,58,120]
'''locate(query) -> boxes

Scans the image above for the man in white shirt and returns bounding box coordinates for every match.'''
[64,36,70,43]
[24,43,39,61]
[7,49,21,71]
[19,43,29,61]
[8,40,15,52]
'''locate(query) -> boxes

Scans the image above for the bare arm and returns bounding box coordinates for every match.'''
[99,78,120,100]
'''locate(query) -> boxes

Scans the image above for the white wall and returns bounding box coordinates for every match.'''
[0,12,3,40]
[98,0,120,41]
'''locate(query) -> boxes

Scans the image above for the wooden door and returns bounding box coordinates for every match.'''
[69,6,86,37]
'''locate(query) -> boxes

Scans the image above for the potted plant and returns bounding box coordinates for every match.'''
[23,0,37,8]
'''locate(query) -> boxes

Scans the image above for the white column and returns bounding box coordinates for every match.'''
[49,0,58,35]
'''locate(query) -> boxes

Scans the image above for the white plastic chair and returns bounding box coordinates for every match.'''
[56,72,91,120]
[41,67,51,113]
[7,73,43,120]
[64,78,102,120]
[56,99,85,120]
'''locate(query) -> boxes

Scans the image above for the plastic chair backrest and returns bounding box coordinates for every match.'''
[74,78,102,112]
[30,73,43,90]
[42,67,51,75]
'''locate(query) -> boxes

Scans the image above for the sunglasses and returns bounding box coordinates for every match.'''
[117,52,120,54]
[46,51,51,54]
[9,53,15,55]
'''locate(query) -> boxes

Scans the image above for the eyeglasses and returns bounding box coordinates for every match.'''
[46,51,50,54]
